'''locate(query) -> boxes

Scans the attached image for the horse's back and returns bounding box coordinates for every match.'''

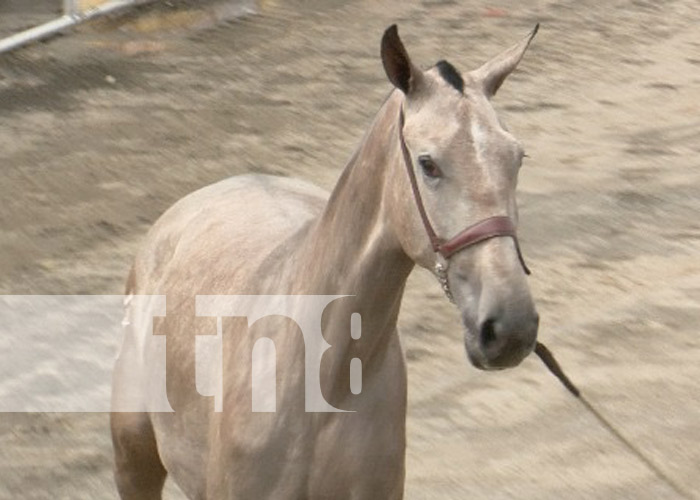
[131,174,327,295]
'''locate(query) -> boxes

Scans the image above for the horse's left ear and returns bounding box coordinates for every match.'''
[471,24,539,98]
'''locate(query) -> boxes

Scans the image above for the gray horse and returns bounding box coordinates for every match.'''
[111,24,539,499]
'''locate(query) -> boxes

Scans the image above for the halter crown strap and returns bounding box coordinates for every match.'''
[398,108,530,275]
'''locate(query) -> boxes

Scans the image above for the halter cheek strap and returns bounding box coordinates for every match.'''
[397,108,530,301]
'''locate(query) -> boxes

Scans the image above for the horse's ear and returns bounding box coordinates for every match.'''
[471,24,539,98]
[381,25,422,94]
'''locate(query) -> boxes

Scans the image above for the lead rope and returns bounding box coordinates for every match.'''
[398,104,690,499]
[398,107,690,497]
[534,342,693,499]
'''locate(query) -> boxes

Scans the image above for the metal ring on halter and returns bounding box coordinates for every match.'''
[434,258,454,304]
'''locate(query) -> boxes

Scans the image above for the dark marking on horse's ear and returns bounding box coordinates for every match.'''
[381,24,414,94]
[435,60,464,93]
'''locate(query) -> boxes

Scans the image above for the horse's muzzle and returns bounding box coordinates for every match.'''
[463,312,539,370]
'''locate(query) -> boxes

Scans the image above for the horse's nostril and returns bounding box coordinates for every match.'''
[480,318,498,349]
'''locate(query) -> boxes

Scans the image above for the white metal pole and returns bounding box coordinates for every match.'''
[0,0,149,55]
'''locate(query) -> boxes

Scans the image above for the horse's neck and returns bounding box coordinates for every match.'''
[298,91,413,359]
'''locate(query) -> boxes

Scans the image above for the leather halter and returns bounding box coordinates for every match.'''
[397,108,530,299]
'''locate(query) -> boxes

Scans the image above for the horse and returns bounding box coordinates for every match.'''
[111,24,540,499]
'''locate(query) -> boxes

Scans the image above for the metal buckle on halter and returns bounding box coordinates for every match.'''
[434,258,454,304]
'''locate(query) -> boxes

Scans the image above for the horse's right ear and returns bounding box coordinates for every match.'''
[381,25,422,94]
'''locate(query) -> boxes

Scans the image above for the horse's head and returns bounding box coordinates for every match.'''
[381,25,539,370]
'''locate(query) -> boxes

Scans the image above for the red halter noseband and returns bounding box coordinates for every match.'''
[397,109,530,278]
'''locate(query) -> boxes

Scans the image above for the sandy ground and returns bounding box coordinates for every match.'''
[1,0,700,498]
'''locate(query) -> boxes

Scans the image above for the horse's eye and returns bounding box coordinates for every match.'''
[418,155,442,179]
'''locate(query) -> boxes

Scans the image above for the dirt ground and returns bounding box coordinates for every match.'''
[1,0,699,498]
